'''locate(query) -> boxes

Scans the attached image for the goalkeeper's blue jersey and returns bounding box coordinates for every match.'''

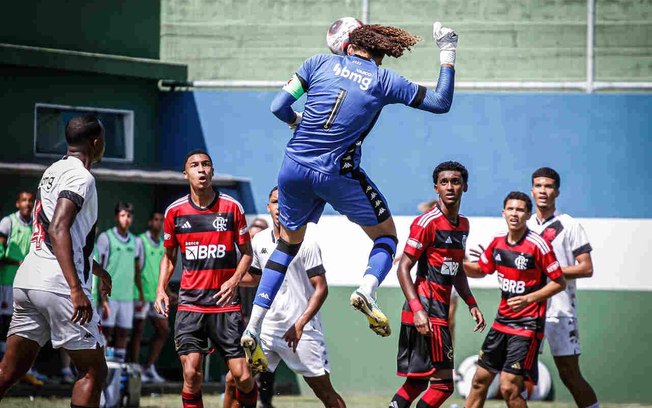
[286,53,422,175]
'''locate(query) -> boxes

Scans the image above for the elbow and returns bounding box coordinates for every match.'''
[583,266,594,278]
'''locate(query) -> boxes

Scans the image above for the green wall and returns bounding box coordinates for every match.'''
[161,0,652,82]
[0,66,160,168]
[316,286,652,403]
[0,0,161,59]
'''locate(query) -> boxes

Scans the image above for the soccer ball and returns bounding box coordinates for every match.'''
[326,17,363,55]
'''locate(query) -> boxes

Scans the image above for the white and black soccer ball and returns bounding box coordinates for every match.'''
[326,17,363,55]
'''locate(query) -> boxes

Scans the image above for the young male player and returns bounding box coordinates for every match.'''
[130,211,172,382]
[243,21,460,353]
[0,192,34,357]
[154,150,258,408]
[391,162,485,408]
[96,201,144,363]
[527,167,599,408]
[0,115,112,406]
[225,186,345,408]
[464,192,566,408]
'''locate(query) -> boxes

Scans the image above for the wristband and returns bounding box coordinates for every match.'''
[464,295,478,309]
[408,298,424,313]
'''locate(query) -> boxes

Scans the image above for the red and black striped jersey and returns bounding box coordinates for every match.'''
[478,230,562,337]
[164,192,249,314]
[401,205,469,327]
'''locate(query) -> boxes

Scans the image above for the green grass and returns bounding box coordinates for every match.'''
[4,395,652,408]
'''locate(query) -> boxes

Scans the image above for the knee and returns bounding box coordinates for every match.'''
[0,362,20,386]
[471,373,491,391]
[557,364,581,386]
[499,380,520,400]
[313,386,339,406]
[182,365,203,389]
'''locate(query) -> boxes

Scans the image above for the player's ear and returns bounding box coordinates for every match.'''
[463,183,468,193]
[182,169,188,180]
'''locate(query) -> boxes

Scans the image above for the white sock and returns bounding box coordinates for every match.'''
[360,274,380,299]
[115,348,126,362]
[585,403,600,408]
[247,305,268,333]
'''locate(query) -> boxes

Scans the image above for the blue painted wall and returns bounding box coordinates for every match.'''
[160,92,652,218]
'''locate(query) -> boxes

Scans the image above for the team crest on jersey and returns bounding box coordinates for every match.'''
[212,216,228,232]
[515,254,528,270]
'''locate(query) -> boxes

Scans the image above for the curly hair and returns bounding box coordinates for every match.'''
[348,24,421,58]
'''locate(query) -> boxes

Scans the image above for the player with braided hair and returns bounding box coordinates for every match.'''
[242,21,459,366]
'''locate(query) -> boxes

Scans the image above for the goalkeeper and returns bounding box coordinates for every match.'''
[242,22,458,362]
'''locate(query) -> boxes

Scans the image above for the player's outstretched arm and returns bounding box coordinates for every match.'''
[155,247,177,317]
[398,253,433,336]
[283,273,328,352]
[507,276,566,312]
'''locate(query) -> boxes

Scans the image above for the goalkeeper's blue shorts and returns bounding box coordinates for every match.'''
[277,154,391,230]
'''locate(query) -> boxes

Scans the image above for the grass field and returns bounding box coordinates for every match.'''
[4,395,652,408]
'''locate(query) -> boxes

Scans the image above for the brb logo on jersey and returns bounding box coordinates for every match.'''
[185,242,227,260]
[497,273,525,294]
[333,63,372,90]
[441,257,459,276]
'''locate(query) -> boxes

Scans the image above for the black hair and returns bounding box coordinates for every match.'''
[503,191,532,213]
[531,167,560,189]
[432,161,469,184]
[184,149,213,169]
[250,217,269,229]
[269,186,279,198]
[65,115,103,146]
[17,191,34,200]
[149,210,164,220]
[114,201,134,216]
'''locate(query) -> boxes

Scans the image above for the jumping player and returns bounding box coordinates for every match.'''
[243,21,460,357]
[391,162,485,408]
[527,167,599,408]
[154,150,258,408]
[0,115,112,406]
[464,192,566,408]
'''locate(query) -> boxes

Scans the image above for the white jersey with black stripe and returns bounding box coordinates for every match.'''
[527,212,593,318]
[251,228,326,340]
[13,156,98,297]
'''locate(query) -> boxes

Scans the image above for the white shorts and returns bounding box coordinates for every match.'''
[102,300,134,329]
[0,285,13,316]
[8,288,104,350]
[133,301,166,320]
[544,316,581,357]
[260,330,330,378]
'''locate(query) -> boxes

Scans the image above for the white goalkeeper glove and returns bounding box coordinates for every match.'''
[289,111,303,131]
[433,22,458,66]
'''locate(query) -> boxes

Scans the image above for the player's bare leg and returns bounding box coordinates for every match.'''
[465,365,496,408]
[180,352,204,407]
[226,357,257,408]
[304,373,346,408]
[222,370,237,408]
[350,216,397,336]
[553,355,598,407]
[130,317,145,363]
[66,346,108,407]
[0,335,40,398]
[499,372,527,408]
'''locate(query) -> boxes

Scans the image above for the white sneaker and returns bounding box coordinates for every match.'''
[240,328,268,375]
[143,366,166,383]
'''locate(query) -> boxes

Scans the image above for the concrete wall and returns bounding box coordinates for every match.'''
[161,0,652,81]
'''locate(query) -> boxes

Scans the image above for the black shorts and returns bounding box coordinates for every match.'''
[174,310,245,360]
[477,327,541,383]
[397,323,453,378]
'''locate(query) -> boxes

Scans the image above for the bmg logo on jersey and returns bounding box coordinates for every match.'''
[333,63,372,90]
[497,274,525,294]
[185,243,227,260]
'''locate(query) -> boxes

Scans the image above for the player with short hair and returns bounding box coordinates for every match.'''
[464,192,566,408]
[95,201,144,363]
[243,21,460,359]
[154,150,258,408]
[225,186,345,408]
[130,211,173,382]
[248,218,269,239]
[527,167,599,408]
[0,115,112,406]
[391,162,485,408]
[0,192,34,356]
